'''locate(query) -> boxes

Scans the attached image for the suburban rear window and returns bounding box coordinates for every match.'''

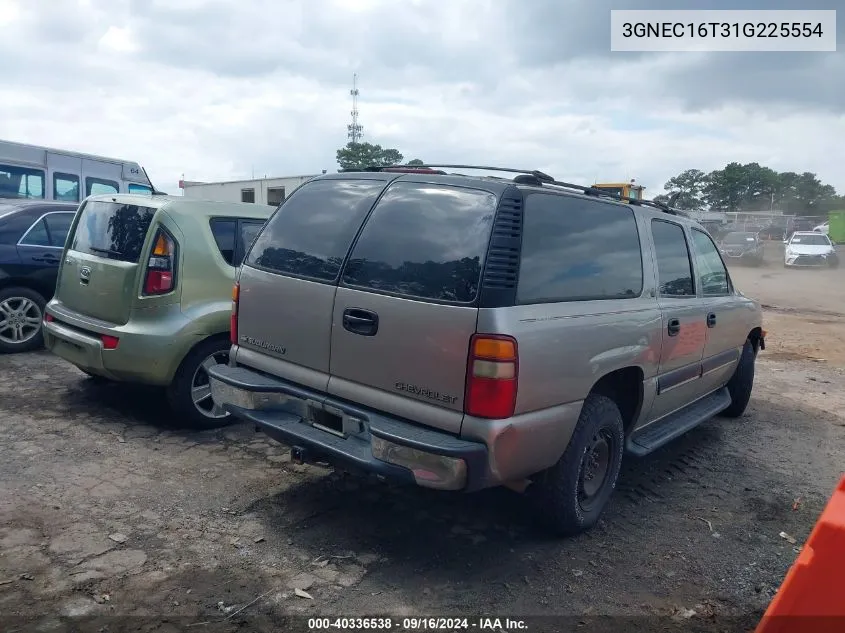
[70,200,156,262]
[341,182,497,303]
[517,193,643,303]
[246,179,385,282]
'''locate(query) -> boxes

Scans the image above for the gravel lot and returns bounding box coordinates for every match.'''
[2,244,844,632]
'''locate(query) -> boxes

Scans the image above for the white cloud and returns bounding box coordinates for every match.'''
[98,26,139,54]
[0,0,842,196]
[0,0,22,26]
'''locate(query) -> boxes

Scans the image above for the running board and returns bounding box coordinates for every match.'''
[627,387,732,457]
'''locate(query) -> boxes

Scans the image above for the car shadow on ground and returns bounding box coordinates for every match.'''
[242,423,731,573]
[59,374,245,434]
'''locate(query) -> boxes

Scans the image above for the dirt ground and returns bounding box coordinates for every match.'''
[1,242,844,633]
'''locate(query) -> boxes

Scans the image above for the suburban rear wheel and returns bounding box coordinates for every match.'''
[721,340,755,418]
[167,337,233,429]
[0,287,46,354]
[530,394,624,537]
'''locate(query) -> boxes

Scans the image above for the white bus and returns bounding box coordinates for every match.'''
[0,139,153,203]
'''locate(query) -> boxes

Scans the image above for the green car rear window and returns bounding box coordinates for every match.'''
[71,200,156,263]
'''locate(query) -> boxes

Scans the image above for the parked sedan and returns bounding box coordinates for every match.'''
[718,231,765,266]
[0,199,78,352]
[784,231,839,268]
[814,221,830,236]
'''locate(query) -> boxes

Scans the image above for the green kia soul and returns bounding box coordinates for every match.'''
[43,193,273,427]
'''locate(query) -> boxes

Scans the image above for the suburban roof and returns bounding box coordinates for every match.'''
[319,166,689,219]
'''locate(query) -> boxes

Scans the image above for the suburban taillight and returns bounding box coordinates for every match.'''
[143,230,176,296]
[102,334,120,350]
[464,334,518,419]
[230,282,239,345]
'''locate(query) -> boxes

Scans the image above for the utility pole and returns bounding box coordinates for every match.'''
[347,73,363,145]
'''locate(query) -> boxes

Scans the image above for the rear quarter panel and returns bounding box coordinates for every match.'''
[167,209,235,337]
[477,297,662,415]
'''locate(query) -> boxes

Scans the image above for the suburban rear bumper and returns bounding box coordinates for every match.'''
[207,364,492,492]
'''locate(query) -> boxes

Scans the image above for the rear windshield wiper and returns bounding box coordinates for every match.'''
[88,246,124,257]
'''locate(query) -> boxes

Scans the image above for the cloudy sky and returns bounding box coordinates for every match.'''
[1,0,842,196]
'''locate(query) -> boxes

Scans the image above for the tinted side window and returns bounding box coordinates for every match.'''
[691,229,730,296]
[247,179,385,282]
[0,209,39,245]
[237,220,264,267]
[20,219,51,246]
[342,182,497,303]
[86,178,119,196]
[45,213,74,247]
[54,173,80,202]
[651,220,694,297]
[210,218,237,265]
[517,194,643,303]
[71,201,156,263]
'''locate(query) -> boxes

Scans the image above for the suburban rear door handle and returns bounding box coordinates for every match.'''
[667,318,681,336]
[707,312,717,328]
[342,308,379,336]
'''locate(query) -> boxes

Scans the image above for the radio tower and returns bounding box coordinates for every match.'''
[347,73,363,144]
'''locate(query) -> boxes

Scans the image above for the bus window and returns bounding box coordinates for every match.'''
[86,177,119,196]
[0,164,45,199]
[54,173,80,202]
[128,183,152,195]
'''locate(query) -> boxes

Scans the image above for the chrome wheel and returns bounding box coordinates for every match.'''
[578,429,613,512]
[0,297,43,346]
[190,350,230,419]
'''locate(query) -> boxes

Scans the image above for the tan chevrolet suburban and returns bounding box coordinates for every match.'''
[207,165,765,536]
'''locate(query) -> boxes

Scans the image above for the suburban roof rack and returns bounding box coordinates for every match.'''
[338,165,449,175]
[375,164,683,216]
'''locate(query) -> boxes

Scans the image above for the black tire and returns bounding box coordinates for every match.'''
[530,394,625,537]
[0,286,46,354]
[721,340,755,418]
[166,336,234,429]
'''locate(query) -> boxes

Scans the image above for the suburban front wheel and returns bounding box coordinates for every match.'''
[721,340,755,418]
[167,337,233,429]
[0,287,46,354]
[530,394,625,537]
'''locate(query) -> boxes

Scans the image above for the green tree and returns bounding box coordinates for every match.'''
[704,162,747,212]
[406,158,424,166]
[662,162,839,214]
[738,162,780,211]
[336,142,404,171]
[793,172,836,210]
[663,169,708,210]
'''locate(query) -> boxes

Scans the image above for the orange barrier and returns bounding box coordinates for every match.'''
[755,475,845,633]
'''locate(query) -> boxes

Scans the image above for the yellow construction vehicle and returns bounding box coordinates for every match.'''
[592,181,645,200]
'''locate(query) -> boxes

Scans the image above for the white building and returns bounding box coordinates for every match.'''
[179,173,324,206]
